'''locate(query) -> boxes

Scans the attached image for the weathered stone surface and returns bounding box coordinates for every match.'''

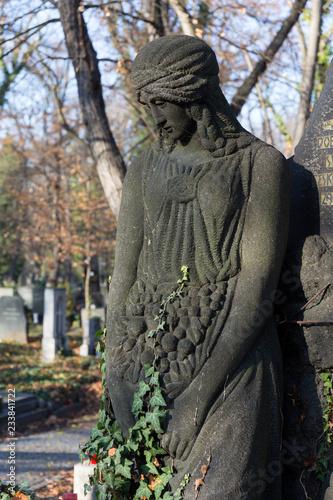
[0,287,14,298]
[280,235,333,500]
[106,35,289,499]
[291,60,333,249]
[0,296,27,343]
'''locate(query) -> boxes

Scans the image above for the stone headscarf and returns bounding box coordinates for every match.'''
[131,35,220,104]
[131,35,252,154]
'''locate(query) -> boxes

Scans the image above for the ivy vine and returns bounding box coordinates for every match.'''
[79,266,190,500]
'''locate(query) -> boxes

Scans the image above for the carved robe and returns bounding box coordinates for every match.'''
[107,139,283,500]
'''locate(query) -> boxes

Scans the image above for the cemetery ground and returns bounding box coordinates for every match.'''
[0,323,103,499]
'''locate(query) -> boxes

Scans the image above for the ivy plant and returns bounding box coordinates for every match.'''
[79,266,190,499]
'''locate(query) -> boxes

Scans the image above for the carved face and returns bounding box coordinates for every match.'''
[140,94,196,142]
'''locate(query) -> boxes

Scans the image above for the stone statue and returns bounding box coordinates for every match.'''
[106,35,290,499]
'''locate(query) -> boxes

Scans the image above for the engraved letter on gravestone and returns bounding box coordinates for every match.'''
[0,296,27,343]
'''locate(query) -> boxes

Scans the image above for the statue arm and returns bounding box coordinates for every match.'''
[106,154,145,431]
[163,146,290,460]
[108,154,145,319]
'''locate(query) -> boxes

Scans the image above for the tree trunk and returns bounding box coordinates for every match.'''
[58,0,126,219]
[292,0,323,150]
[230,0,308,116]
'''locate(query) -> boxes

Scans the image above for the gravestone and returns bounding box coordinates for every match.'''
[79,306,104,356]
[80,307,105,331]
[32,287,44,322]
[17,286,45,321]
[282,59,333,500]
[79,315,100,356]
[290,60,333,249]
[0,288,14,298]
[42,288,67,363]
[87,256,104,308]
[0,296,27,343]
[17,285,33,310]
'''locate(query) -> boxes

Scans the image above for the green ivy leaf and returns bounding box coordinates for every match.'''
[146,407,166,433]
[126,440,139,452]
[142,426,153,445]
[115,459,133,479]
[110,420,124,442]
[134,480,153,499]
[132,393,144,414]
[150,372,160,387]
[145,364,155,377]
[132,416,148,431]
[138,380,151,397]
[84,483,92,496]
[78,446,86,464]
[1,494,11,500]
[103,470,115,489]
[91,427,104,440]
[154,481,166,499]
[146,461,159,475]
[150,388,167,407]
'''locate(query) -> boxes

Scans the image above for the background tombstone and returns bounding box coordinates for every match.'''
[17,285,33,310]
[0,288,14,298]
[79,316,100,357]
[289,59,333,249]
[282,59,333,500]
[32,287,45,323]
[0,296,27,343]
[17,286,45,322]
[79,307,104,356]
[80,307,105,332]
[42,288,67,363]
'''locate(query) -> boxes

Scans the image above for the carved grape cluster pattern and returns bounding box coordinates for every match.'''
[111,279,228,393]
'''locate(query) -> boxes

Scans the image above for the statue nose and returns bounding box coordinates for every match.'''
[151,107,166,127]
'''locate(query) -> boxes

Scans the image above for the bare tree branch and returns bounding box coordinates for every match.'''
[35,48,90,151]
[169,0,196,36]
[230,0,308,116]
[243,50,273,145]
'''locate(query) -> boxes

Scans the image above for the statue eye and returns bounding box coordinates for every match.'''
[152,100,166,107]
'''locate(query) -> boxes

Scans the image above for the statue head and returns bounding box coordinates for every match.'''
[131,35,246,155]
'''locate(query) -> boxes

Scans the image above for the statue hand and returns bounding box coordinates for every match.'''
[162,420,199,462]
[162,389,204,461]
[110,379,137,437]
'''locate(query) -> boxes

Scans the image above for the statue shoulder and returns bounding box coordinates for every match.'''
[124,151,147,186]
[253,143,290,183]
